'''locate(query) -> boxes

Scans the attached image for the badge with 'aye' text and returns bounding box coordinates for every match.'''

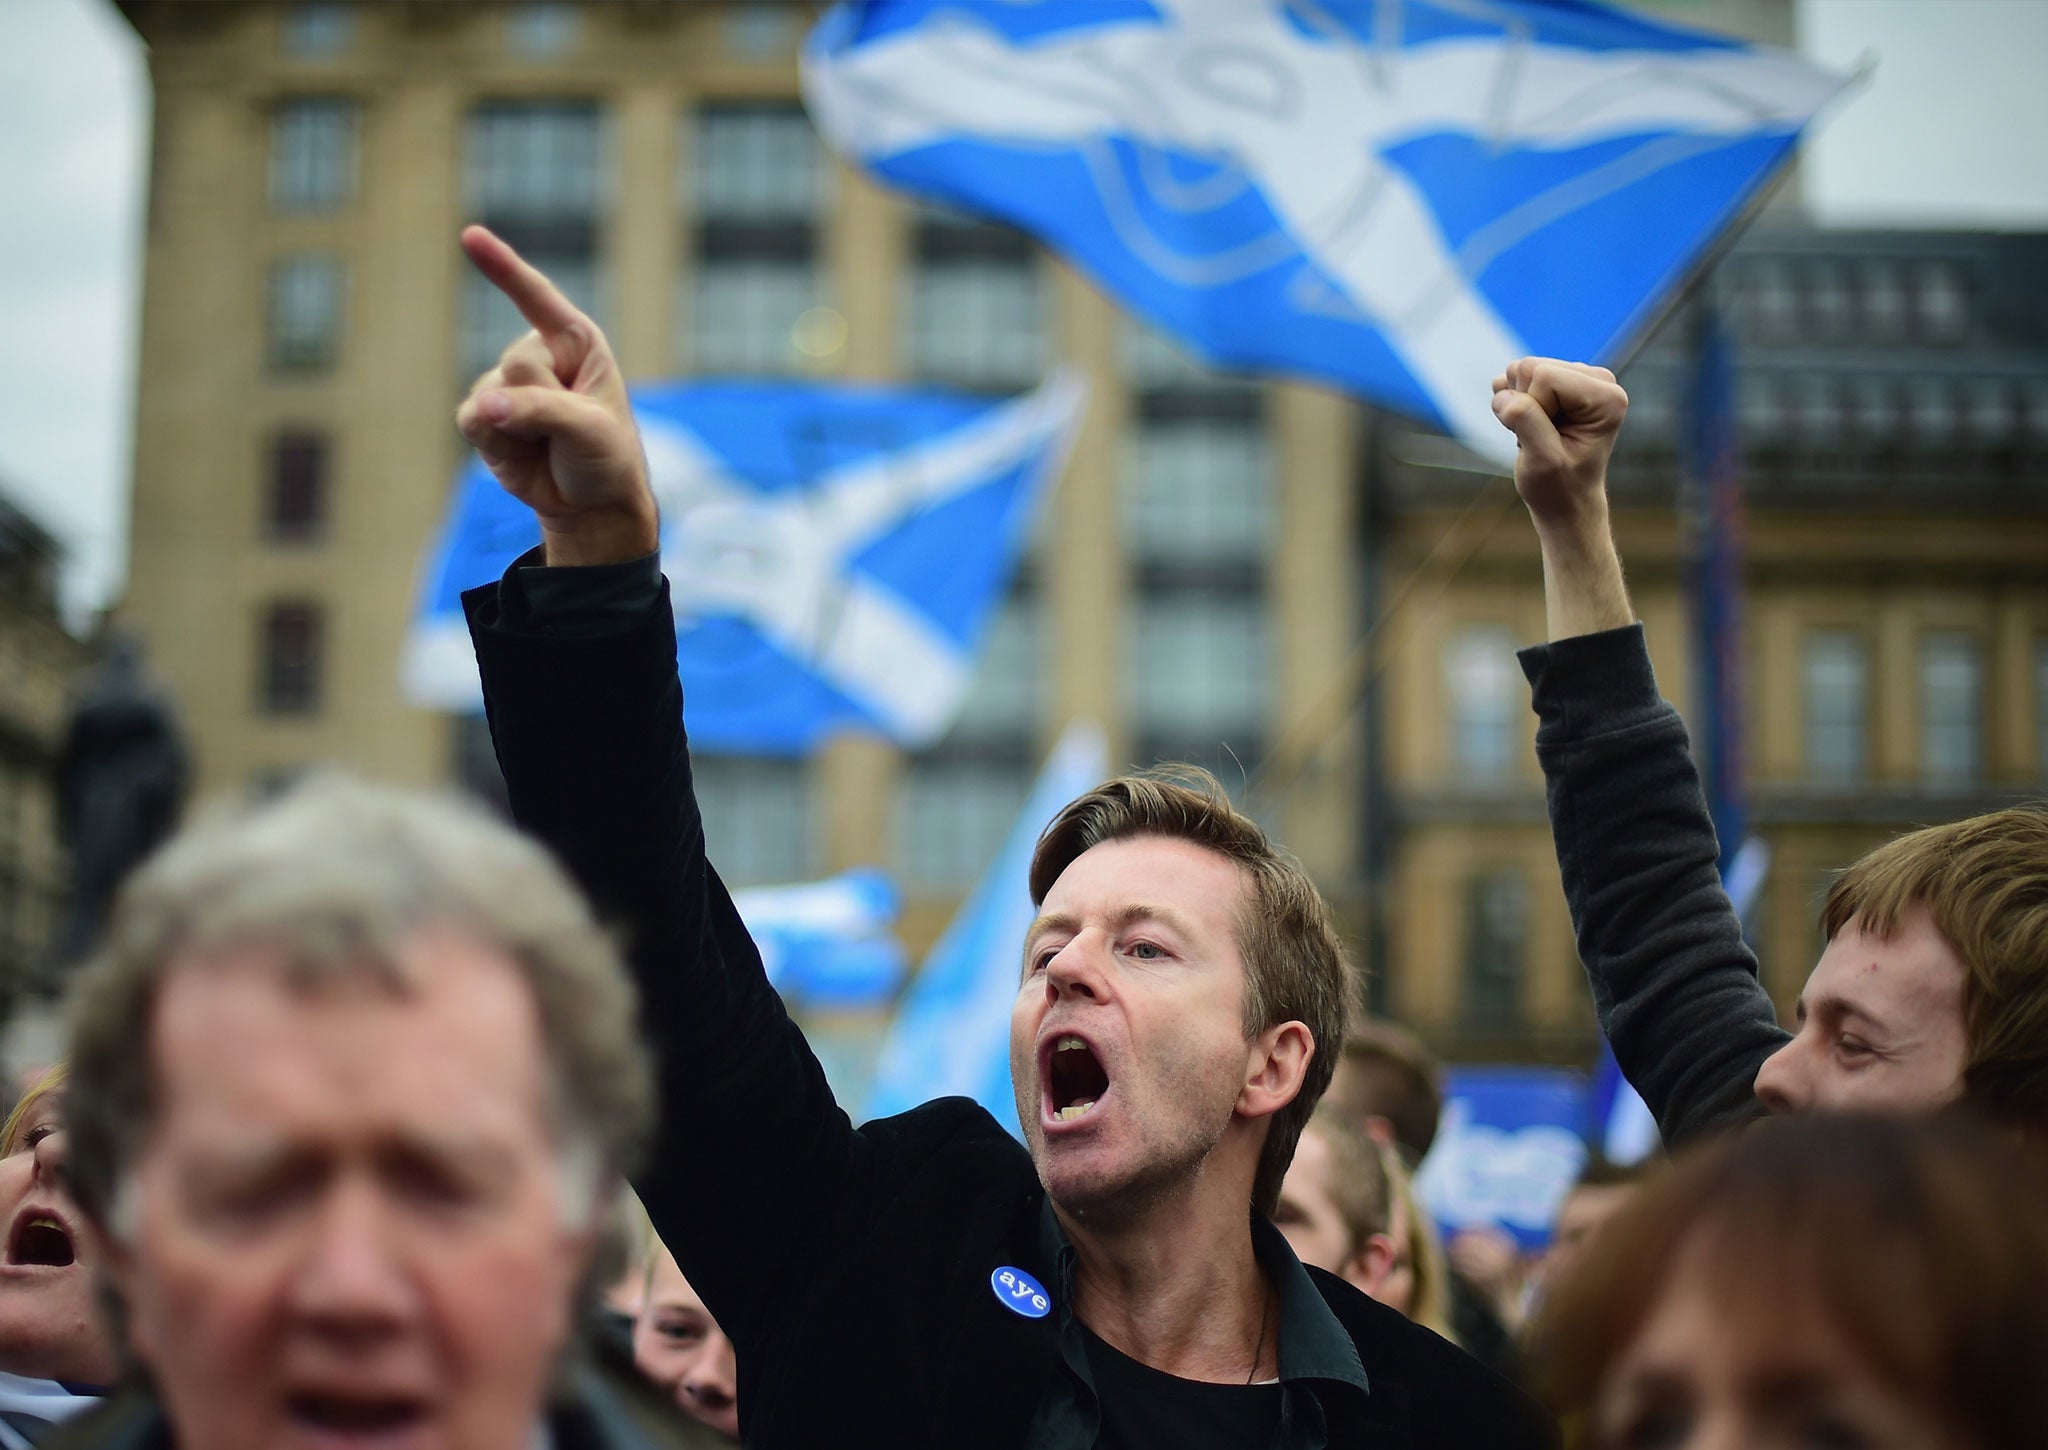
[991,1266,1051,1319]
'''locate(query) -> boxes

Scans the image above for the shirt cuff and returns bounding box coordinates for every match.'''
[1517,623,1663,737]
[496,545,663,638]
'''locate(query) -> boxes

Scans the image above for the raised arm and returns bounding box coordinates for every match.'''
[453,227,861,1350]
[1492,359,1787,1143]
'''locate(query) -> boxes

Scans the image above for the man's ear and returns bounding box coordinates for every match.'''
[1343,1232,1399,1298]
[1237,1021,1314,1122]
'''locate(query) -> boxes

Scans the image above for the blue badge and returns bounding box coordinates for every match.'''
[991,1266,1051,1319]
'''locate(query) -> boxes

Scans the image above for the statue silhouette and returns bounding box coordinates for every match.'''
[50,634,188,975]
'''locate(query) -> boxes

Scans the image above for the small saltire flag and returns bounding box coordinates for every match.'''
[864,721,1110,1132]
[405,372,1085,753]
[804,0,1852,462]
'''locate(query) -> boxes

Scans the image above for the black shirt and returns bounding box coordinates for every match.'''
[1026,1204,1371,1449]
[1085,1330,1283,1450]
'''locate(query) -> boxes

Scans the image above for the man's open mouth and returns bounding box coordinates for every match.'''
[287,1393,430,1439]
[1046,1034,1110,1122]
[7,1208,75,1268]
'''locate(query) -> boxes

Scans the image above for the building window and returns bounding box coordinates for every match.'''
[1859,260,1907,343]
[944,594,1040,746]
[1741,258,1798,345]
[266,255,345,373]
[1461,870,1528,1032]
[505,3,580,58]
[1966,377,2016,451]
[894,760,1032,890]
[466,101,603,224]
[688,261,819,375]
[264,431,328,543]
[1123,419,1270,565]
[692,757,812,886]
[460,101,604,379]
[687,103,822,377]
[1919,630,1983,785]
[1444,625,1521,781]
[1908,379,1961,453]
[269,98,357,214]
[259,602,325,715]
[724,4,802,59]
[907,258,1042,388]
[1806,262,1852,342]
[1915,260,1971,345]
[1801,630,1868,783]
[281,4,353,58]
[1128,597,1268,749]
[692,103,822,222]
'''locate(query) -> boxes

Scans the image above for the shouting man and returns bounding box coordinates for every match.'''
[454,227,1549,1449]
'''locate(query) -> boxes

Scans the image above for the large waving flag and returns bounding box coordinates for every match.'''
[804,0,1851,462]
[406,373,1085,752]
[864,721,1110,1132]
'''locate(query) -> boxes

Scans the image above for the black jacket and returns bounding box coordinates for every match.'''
[1520,625,1789,1144]
[466,563,1552,1450]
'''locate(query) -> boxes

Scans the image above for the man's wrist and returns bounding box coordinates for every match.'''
[540,506,660,567]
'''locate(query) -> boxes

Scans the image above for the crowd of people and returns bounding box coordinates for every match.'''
[0,227,2042,1448]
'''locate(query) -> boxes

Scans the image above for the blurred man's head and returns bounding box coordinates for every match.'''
[1534,1156,1644,1302]
[1275,1108,1408,1301]
[1013,771,1354,1222]
[64,775,653,1450]
[1752,807,2048,1129]
[633,1241,738,1442]
[1323,1021,1443,1166]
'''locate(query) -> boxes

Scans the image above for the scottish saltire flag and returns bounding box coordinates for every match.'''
[733,868,908,1009]
[804,0,1851,462]
[864,721,1110,1132]
[405,373,1086,753]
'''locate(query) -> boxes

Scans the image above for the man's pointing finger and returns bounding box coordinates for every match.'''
[460,224,590,374]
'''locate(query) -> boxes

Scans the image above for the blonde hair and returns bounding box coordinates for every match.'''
[1,1062,68,1158]
[1384,1146,1457,1345]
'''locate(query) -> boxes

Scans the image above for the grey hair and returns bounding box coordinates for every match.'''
[66,771,653,1238]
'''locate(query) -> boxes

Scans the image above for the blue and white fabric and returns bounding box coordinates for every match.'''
[0,1373,98,1449]
[804,0,1850,461]
[1416,1066,1587,1250]
[864,721,1110,1132]
[733,867,908,1010]
[406,373,1086,753]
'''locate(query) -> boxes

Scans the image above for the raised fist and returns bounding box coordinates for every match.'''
[454,226,658,566]
[1490,358,1629,529]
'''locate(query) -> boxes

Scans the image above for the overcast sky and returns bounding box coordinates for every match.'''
[2,0,2045,625]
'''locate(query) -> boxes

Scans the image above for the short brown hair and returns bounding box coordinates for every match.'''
[1822,804,2048,1128]
[1326,1021,1444,1165]
[65,773,653,1235]
[1301,1107,1392,1254]
[1527,1115,2048,1447]
[1028,768,1355,1217]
